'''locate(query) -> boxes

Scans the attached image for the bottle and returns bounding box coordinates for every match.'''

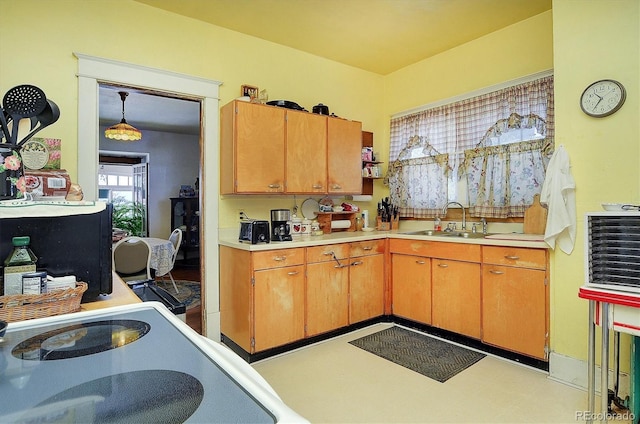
[3,236,38,295]
[434,217,442,232]
[355,216,363,231]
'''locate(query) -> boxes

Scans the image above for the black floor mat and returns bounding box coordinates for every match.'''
[349,326,485,383]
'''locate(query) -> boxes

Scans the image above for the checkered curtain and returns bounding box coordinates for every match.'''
[388,75,554,218]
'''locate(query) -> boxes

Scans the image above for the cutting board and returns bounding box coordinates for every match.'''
[524,194,548,234]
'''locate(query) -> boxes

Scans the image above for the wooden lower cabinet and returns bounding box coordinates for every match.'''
[221,241,386,355]
[431,259,481,339]
[349,253,385,324]
[221,239,549,361]
[306,244,350,337]
[219,246,305,354]
[482,246,548,359]
[253,265,305,351]
[391,254,431,324]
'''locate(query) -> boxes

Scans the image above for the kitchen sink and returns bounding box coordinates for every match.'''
[402,230,488,239]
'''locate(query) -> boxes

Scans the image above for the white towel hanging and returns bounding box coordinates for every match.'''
[540,145,576,254]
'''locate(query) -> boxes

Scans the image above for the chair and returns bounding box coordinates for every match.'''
[157,228,182,294]
[113,237,152,282]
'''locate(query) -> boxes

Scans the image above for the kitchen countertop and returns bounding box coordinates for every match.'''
[218,229,549,250]
[80,272,141,311]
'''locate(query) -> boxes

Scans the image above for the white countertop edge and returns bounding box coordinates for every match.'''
[218,229,549,250]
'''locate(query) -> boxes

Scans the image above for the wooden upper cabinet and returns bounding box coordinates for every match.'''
[220,101,286,194]
[328,118,362,194]
[286,110,327,193]
[221,100,362,195]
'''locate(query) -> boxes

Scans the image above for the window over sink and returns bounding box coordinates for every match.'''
[387,74,554,219]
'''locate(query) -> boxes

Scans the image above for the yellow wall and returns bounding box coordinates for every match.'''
[0,0,384,225]
[551,0,639,361]
[2,0,639,367]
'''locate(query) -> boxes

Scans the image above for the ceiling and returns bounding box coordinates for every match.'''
[101,0,551,135]
[135,0,551,76]
[99,85,201,136]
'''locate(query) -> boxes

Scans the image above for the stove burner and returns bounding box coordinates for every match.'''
[12,319,150,361]
[16,370,203,423]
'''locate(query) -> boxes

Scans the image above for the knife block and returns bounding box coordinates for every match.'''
[376,216,399,231]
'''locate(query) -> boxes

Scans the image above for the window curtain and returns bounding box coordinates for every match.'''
[387,75,554,218]
[387,136,449,218]
[463,114,553,218]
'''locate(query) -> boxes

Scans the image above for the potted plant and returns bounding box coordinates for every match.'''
[111,196,146,237]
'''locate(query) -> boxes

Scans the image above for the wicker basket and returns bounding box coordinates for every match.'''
[0,282,88,322]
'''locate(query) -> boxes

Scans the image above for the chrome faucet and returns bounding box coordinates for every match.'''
[442,202,466,231]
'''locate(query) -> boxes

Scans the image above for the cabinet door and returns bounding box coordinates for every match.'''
[286,110,327,193]
[219,247,253,352]
[483,265,547,359]
[392,254,431,325]
[254,265,305,352]
[432,259,481,339]
[234,102,286,193]
[327,118,362,194]
[306,261,349,336]
[349,254,384,324]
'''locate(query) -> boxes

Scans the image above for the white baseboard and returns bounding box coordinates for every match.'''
[549,352,630,398]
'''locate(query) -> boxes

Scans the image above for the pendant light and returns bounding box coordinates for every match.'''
[104,91,142,141]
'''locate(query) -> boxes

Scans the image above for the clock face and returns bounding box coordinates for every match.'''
[580,79,626,117]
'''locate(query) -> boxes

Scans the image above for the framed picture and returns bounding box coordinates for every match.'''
[241,84,259,99]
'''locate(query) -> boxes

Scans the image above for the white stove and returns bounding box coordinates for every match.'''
[0,302,306,423]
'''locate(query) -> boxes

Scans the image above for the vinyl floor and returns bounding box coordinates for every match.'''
[251,324,630,424]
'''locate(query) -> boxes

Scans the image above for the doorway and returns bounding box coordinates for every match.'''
[75,53,222,339]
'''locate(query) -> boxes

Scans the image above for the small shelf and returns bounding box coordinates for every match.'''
[361,131,378,195]
[316,211,357,233]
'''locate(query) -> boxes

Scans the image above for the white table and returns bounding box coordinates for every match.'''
[142,237,174,276]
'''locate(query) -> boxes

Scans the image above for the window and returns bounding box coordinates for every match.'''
[387,75,554,219]
[98,164,134,202]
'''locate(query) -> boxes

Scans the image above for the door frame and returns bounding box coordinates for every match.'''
[75,53,222,339]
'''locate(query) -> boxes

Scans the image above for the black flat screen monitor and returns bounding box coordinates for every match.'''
[0,204,113,301]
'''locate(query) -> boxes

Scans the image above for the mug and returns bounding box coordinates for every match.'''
[301,219,311,236]
[291,218,303,236]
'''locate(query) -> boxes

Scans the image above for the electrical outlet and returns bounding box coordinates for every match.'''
[237,209,246,222]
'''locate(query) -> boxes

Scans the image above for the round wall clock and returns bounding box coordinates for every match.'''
[580,79,626,117]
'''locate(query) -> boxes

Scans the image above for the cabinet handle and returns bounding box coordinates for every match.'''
[273,256,287,261]
[504,255,520,260]
[334,264,348,269]
[416,260,426,265]
[287,271,299,276]
[362,246,373,251]
[490,270,505,275]
[312,184,323,189]
[268,183,281,189]
[351,260,363,266]
[437,263,448,268]
[323,251,334,256]
[332,184,342,189]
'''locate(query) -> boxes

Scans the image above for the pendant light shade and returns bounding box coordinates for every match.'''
[105,91,142,141]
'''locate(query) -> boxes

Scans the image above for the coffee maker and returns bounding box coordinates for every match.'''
[270,209,292,241]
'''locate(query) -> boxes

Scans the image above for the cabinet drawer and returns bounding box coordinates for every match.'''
[350,240,385,257]
[253,248,305,270]
[307,244,349,263]
[389,239,480,262]
[482,246,546,270]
